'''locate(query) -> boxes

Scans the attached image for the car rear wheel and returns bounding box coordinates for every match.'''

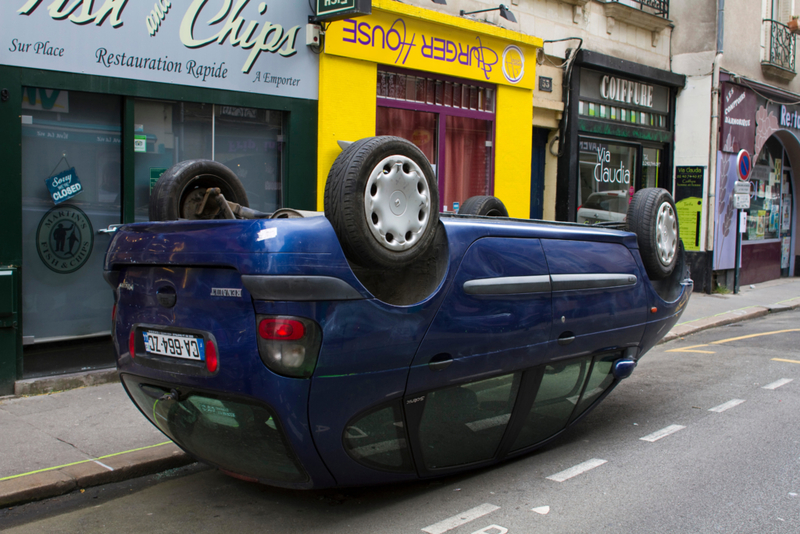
[324,136,439,269]
[626,188,679,280]
[149,159,249,221]
[458,196,508,217]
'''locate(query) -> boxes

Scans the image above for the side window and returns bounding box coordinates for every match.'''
[511,353,619,452]
[511,357,591,452]
[417,373,521,469]
[343,403,413,473]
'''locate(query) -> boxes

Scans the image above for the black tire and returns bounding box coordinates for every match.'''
[149,159,248,221]
[324,136,439,269]
[626,188,679,280]
[458,196,508,217]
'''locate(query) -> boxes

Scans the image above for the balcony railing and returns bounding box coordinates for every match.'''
[606,0,669,19]
[762,19,796,76]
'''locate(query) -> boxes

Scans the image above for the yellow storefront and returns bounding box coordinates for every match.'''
[316,0,542,218]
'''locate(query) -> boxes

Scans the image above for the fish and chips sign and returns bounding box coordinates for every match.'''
[1,0,319,99]
[325,7,540,90]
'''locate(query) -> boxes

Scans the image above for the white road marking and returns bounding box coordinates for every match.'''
[532,506,550,515]
[709,399,745,413]
[640,424,686,442]
[546,459,607,482]
[471,526,508,534]
[94,461,114,471]
[763,378,793,390]
[422,503,500,534]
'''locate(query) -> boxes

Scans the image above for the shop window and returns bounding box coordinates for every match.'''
[579,99,667,130]
[443,116,493,207]
[376,108,437,164]
[377,69,495,212]
[134,100,284,221]
[578,138,637,219]
[642,147,662,189]
[746,138,785,242]
[21,89,121,343]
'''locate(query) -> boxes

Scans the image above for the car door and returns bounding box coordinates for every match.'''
[402,237,552,474]
[541,238,647,360]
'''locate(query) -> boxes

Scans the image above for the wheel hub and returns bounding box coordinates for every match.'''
[655,202,677,266]
[364,156,431,252]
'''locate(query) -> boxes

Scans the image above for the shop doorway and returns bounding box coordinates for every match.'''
[20,88,121,375]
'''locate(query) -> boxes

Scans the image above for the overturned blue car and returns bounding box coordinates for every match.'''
[105,137,691,489]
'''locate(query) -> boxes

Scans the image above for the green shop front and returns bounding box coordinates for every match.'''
[0,1,319,394]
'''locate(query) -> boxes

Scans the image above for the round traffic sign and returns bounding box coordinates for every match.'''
[736,149,751,181]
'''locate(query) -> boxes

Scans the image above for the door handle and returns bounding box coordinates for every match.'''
[428,353,453,371]
[557,332,575,346]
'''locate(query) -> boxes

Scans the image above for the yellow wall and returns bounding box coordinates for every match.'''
[316,54,377,211]
[316,2,540,217]
[494,85,533,218]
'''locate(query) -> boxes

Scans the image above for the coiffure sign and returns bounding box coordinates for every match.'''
[324,7,540,89]
[580,69,670,113]
[1,0,319,99]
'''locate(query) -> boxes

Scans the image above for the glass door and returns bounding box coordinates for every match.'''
[20,88,121,350]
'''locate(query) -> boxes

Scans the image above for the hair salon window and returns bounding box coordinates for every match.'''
[376,68,495,212]
[578,139,637,218]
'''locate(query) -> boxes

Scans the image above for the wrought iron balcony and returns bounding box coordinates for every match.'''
[606,0,669,19]
[762,19,797,80]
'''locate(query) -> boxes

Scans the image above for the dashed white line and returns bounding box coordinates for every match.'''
[422,503,500,534]
[709,399,745,413]
[640,424,686,442]
[546,458,607,482]
[763,378,793,390]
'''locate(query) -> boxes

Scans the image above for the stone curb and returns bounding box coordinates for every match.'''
[14,368,120,397]
[660,297,800,344]
[0,443,194,508]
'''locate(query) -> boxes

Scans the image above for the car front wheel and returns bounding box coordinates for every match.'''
[626,188,679,280]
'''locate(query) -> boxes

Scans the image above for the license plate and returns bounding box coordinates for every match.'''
[142,331,205,361]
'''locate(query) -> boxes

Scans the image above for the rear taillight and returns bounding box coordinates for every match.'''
[205,339,218,373]
[129,331,136,358]
[258,318,305,341]
[256,316,321,378]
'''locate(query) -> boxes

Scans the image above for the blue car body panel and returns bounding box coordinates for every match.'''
[106,214,691,488]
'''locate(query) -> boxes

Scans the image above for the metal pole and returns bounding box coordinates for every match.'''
[734,208,741,294]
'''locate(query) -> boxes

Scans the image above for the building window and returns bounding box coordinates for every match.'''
[376,69,495,212]
[133,100,285,221]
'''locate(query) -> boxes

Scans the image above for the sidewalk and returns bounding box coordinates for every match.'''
[3,277,800,508]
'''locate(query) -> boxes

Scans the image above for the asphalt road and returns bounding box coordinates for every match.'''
[4,311,800,533]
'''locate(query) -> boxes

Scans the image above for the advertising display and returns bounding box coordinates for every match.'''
[720,83,756,154]
[0,0,319,100]
[674,166,704,251]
